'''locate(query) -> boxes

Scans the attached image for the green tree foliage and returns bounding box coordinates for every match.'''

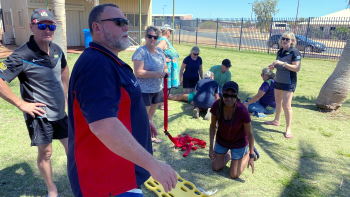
[253,0,279,32]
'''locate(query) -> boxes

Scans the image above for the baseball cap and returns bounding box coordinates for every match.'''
[161,24,174,31]
[31,8,56,24]
[222,59,231,68]
[222,81,239,93]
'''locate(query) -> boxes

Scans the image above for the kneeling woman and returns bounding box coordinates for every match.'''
[209,81,255,179]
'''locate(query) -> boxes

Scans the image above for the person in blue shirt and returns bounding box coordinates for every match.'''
[169,71,220,120]
[132,26,167,143]
[68,4,177,197]
[244,68,276,116]
[180,46,203,93]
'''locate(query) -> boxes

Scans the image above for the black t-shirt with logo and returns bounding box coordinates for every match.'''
[0,35,67,121]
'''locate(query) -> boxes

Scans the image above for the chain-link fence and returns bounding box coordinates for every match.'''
[153,17,350,60]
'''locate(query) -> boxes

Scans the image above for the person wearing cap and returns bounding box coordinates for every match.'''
[265,32,301,139]
[209,59,232,91]
[169,71,219,120]
[157,24,180,90]
[180,46,203,93]
[209,81,256,179]
[244,68,276,116]
[0,8,68,197]
[68,4,177,197]
[132,26,167,143]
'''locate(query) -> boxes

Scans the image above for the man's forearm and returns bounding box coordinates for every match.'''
[89,117,157,171]
[0,78,23,108]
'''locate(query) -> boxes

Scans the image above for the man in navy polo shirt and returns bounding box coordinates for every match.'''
[0,9,68,197]
[68,4,177,197]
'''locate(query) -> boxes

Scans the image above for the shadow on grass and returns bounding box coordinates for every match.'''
[151,128,238,195]
[0,162,71,197]
[292,95,319,112]
[280,141,323,197]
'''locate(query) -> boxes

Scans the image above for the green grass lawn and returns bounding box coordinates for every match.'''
[1,44,350,197]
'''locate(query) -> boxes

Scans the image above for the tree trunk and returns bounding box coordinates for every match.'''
[52,0,67,56]
[316,40,350,111]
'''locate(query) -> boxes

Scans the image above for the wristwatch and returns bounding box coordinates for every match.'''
[249,153,255,159]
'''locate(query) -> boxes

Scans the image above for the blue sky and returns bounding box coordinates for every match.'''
[152,0,349,19]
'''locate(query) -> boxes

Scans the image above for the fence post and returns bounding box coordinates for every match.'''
[238,18,244,51]
[303,17,311,58]
[179,20,181,44]
[215,18,219,48]
[195,18,199,45]
[267,17,273,54]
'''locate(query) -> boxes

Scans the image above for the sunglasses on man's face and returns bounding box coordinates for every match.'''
[146,34,159,40]
[281,37,291,41]
[99,18,129,27]
[222,93,237,98]
[192,53,199,56]
[36,23,56,31]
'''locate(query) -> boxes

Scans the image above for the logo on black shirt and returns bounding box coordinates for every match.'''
[32,58,45,63]
[0,62,7,71]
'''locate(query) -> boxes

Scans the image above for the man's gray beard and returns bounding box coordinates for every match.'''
[113,38,130,51]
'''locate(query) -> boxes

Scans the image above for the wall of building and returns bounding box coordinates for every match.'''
[2,0,151,46]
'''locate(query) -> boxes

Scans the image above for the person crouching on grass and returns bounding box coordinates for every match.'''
[209,81,255,179]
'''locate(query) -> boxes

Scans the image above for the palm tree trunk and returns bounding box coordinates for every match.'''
[316,40,350,111]
[52,0,67,55]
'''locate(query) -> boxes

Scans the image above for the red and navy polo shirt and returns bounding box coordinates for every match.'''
[67,42,152,197]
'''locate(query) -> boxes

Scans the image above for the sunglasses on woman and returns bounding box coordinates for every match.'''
[146,34,159,40]
[222,93,237,98]
[281,37,290,41]
[99,18,129,27]
[192,53,199,56]
[36,23,57,31]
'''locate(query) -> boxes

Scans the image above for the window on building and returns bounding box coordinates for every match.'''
[4,10,13,26]
[330,27,336,31]
[319,26,324,31]
[18,9,24,27]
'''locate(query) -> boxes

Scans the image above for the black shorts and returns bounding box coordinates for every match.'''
[25,115,68,146]
[183,78,199,89]
[275,82,296,92]
[142,91,164,106]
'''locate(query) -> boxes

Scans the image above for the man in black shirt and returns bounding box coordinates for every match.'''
[0,9,68,197]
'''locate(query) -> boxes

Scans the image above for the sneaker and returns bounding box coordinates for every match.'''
[204,112,211,120]
[192,108,199,119]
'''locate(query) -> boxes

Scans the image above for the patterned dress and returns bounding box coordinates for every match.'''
[157,36,180,88]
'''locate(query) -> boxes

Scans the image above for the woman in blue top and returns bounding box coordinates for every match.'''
[133,26,167,143]
[265,32,302,139]
[157,24,180,90]
[180,46,203,93]
[244,68,276,116]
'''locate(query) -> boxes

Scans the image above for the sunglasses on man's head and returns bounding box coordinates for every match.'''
[146,34,159,40]
[281,37,290,41]
[192,53,199,56]
[36,23,56,31]
[222,93,237,98]
[99,18,129,27]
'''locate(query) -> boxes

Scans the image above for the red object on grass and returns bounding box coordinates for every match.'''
[162,75,206,157]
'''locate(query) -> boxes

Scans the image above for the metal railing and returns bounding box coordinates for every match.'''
[153,17,350,60]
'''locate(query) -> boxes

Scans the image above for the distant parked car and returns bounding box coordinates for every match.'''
[267,34,326,53]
